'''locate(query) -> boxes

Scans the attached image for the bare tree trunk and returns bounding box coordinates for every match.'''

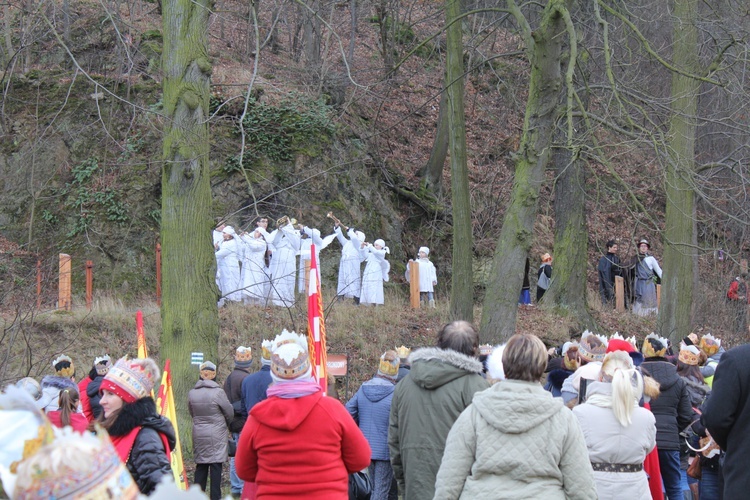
[418,89,448,195]
[480,0,569,342]
[347,0,357,64]
[375,0,393,77]
[445,0,472,322]
[3,4,13,65]
[659,0,699,343]
[302,0,321,67]
[161,0,220,448]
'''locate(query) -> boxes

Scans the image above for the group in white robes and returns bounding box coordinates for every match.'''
[238,228,270,305]
[334,226,366,300]
[215,226,243,306]
[360,239,390,305]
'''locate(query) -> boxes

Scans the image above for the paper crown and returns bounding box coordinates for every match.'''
[377,351,400,381]
[200,361,217,380]
[395,345,411,359]
[261,339,274,360]
[271,343,311,381]
[642,333,669,358]
[13,427,139,500]
[52,355,75,378]
[679,345,701,366]
[99,357,159,404]
[579,330,608,362]
[235,346,252,362]
[699,334,721,356]
[273,329,307,351]
[563,344,580,371]
[93,355,111,376]
[479,344,493,356]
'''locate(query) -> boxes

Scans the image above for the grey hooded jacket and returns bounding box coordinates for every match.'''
[188,379,234,464]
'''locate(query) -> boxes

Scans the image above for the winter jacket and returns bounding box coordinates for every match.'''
[224,366,251,433]
[86,374,106,420]
[346,376,395,460]
[388,347,489,500]
[699,349,724,387]
[572,381,656,500]
[47,409,89,433]
[78,373,94,421]
[434,380,597,500]
[640,359,695,451]
[702,343,750,500]
[235,390,371,499]
[106,397,176,495]
[188,379,234,464]
[396,365,410,382]
[39,375,78,413]
[240,365,273,418]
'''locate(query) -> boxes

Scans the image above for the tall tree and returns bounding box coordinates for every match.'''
[445,0,473,321]
[659,0,700,343]
[418,89,449,195]
[480,0,571,342]
[160,0,220,446]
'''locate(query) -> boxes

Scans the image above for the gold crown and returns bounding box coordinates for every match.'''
[52,355,75,378]
[579,330,608,362]
[271,344,310,380]
[563,345,580,371]
[678,345,701,366]
[395,345,411,359]
[378,351,400,379]
[479,344,493,356]
[235,346,252,362]
[261,339,274,360]
[642,333,668,358]
[699,334,721,356]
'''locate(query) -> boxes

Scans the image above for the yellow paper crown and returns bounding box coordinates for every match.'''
[378,351,400,380]
[699,334,721,356]
[261,339,274,360]
[678,345,701,366]
[235,346,252,362]
[395,345,411,359]
[642,333,669,358]
[52,355,75,378]
[271,343,310,380]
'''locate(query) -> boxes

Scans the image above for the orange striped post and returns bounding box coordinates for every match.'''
[86,260,94,310]
[156,243,162,306]
[58,254,72,311]
[409,260,420,309]
[615,276,624,313]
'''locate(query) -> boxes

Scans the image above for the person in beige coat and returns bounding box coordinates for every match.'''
[572,351,656,500]
[434,333,597,500]
[188,361,234,500]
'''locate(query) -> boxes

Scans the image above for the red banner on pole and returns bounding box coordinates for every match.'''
[306,244,327,393]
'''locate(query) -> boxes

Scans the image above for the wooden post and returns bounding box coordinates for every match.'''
[656,284,661,308]
[409,260,420,309]
[741,258,748,274]
[156,243,162,306]
[304,260,311,296]
[85,260,94,310]
[615,276,625,313]
[58,254,71,311]
[36,259,42,310]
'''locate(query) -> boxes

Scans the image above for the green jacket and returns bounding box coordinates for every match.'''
[388,347,489,500]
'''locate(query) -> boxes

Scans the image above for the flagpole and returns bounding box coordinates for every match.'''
[307,244,328,393]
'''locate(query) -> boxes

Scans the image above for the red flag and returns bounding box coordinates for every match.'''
[155,359,189,489]
[136,310,148,359]
[307,244,327,393]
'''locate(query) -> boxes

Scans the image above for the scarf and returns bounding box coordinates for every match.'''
[266,379,322,399]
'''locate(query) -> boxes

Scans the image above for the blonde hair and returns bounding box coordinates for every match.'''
[600,351,642,427]
[502,334,547,382]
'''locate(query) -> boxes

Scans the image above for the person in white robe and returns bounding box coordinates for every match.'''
[238,227,269,305]
[213,222,226,287]
[360,239,390,305]
[215,226,243,306]
[334,224,366,302]
[269,221,301,307]
[405,246,438,307]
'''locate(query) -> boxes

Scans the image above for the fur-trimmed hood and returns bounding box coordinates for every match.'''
[107,397,176,450]
[407,347,484,390]
[40,375,77,391]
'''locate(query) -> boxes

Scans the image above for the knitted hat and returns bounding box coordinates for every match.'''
[678,345,701,366]
[271,343,311,382]
[607,338,644,366]
[699,334,721,357]
[234,346,253,369]
[376,351,400,382]
[13,427,139,500]
[200,361,217,380]
[418,247,429,256]
[93,355,111,377]
[260,339,274,366]
[642,333,669,358]
[541,253,553,263]
[395,345,411,360]
[579,330,608,363]
[52,355,75,378]
[99,357,159,404]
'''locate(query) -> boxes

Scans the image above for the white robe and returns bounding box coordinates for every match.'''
[360,246,388,305]
[215,238,242,304]
[269,224,301,307]
[298,227,324,294]
[238,231,269,305]
[335,226,365,298]
[212,230,224,286]
[406,258,437,292]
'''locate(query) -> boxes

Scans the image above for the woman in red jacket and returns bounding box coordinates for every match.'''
[47,387,89,433]
[235,330,371,499]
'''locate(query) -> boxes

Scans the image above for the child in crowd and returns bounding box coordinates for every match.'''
[406,246,438,307]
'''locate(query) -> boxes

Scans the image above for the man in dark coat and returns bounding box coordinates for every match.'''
[388,321,489,500]
[597,239,622,306]
[223,346,253,497]
[640,335,695,500]
[703,343,750,500]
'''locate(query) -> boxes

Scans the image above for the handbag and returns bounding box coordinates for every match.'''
[687,455,701,479]
[228,437,237,458]
[348,468,372,500]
